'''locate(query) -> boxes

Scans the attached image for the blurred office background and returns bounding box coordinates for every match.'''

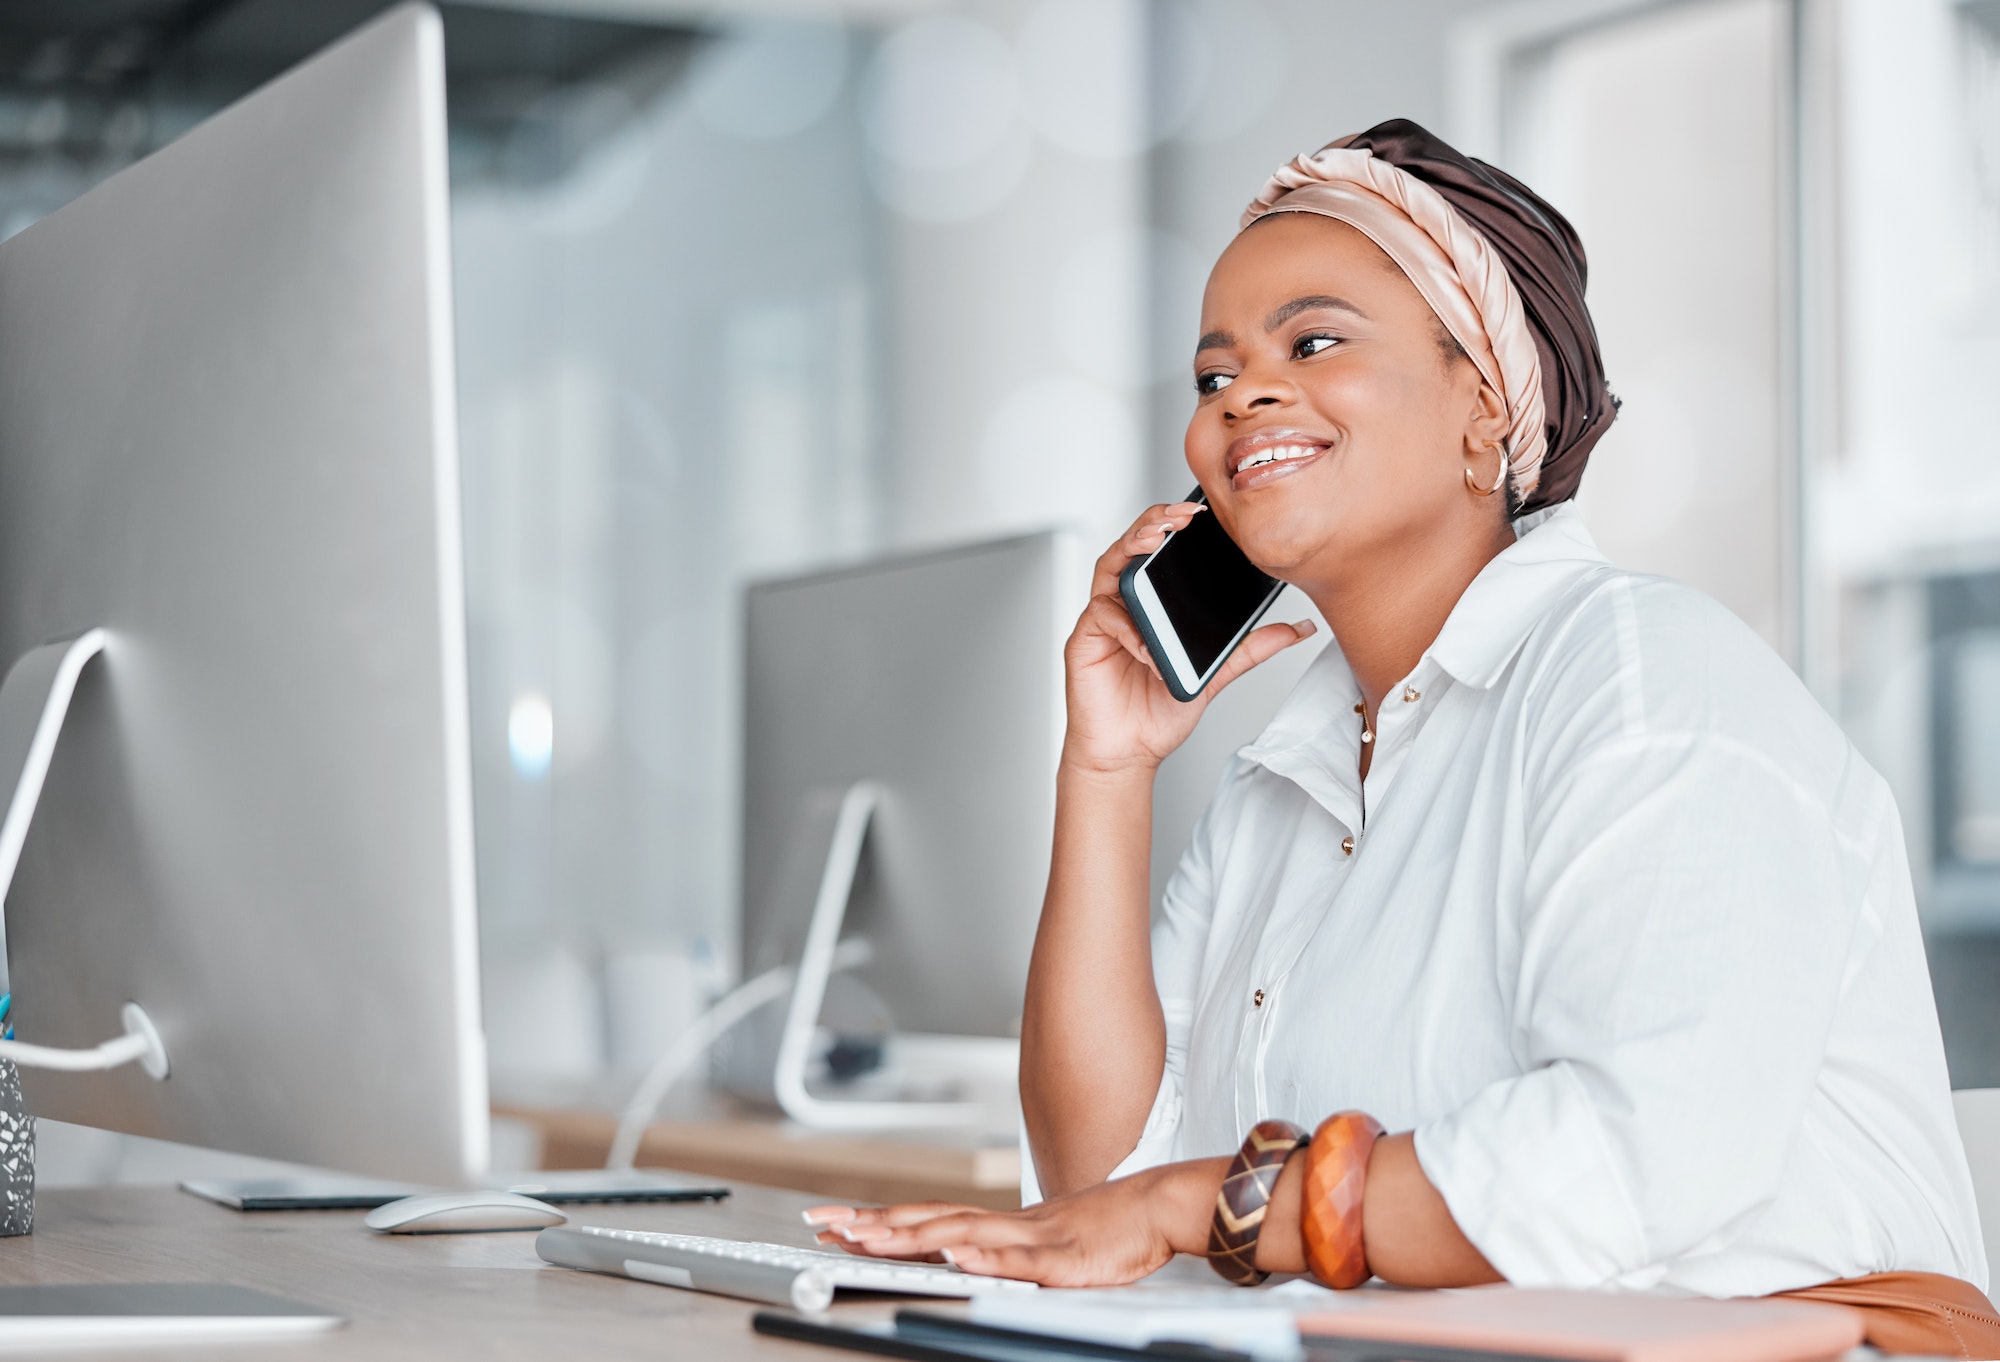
[1,0,1997,1176]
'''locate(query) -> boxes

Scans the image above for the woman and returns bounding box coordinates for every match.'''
[809,120,1999,1355]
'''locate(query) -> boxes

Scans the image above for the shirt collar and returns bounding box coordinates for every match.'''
[1426,501,1611,691]
[1240,503,1609,804]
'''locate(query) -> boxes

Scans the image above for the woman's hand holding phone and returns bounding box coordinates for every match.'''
[1023,502,1317,1196]
[1064,502,1316,777]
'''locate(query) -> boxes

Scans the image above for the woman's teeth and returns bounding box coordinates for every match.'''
[1239,443,1318,470]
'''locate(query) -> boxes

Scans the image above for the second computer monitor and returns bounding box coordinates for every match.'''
[740,532,1073,1048]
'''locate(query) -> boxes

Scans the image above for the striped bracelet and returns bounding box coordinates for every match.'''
[1207,1119,1308,1286]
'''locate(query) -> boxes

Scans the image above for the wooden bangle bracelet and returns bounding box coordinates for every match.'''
[1207,1119,1308,1286]
[1301,1110,1385,1289]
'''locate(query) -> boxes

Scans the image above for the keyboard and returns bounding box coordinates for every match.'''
[535,1226,1038,1313]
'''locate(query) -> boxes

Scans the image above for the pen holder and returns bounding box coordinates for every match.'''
[0,1059,32,1236]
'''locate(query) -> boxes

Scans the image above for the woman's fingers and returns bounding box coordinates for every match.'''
[1089,501,1205,599]
[805,1201,975,1224]
[812,1172,1186,1286]
[1204,619,1317,700]
[828,1208,1044,1260]
[815,1228,951,1262]
[942,1239,1049,1282]
[805,1201,987,1251]
[1074,593,1159,679]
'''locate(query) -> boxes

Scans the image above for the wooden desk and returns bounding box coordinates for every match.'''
[0,1181,913,1360]
[500,1103,1023,1212]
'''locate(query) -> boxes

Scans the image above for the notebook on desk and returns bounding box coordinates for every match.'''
[1294,1287,1865,1362]
[952,1282,1866,1362]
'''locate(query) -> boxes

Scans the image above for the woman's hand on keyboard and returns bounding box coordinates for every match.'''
[802,1158,1225,1288]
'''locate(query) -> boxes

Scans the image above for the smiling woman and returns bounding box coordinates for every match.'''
[807,119,2000,1358]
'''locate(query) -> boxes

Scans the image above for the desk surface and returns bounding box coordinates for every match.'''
[500,1103,1022,1211]
[0,1180,919,1361]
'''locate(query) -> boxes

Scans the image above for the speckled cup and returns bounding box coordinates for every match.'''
[0,1059,33,1236]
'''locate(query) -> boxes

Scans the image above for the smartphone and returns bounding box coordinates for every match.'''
[1118,489,1283,703]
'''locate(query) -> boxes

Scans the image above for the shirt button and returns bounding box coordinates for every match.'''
[1252,989,1265,1008]
[1403,686,1420,703]
[1341,836,1354,856]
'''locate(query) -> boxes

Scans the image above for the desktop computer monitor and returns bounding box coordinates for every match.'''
[0,4,487,1184]
[726,532,1073,1126]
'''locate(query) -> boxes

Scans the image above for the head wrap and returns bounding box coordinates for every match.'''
[1240,119,1616,514]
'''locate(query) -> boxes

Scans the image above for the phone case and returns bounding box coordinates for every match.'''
[1118,557,1198,703]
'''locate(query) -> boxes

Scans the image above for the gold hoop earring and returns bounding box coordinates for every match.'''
[1465,451,1509,497]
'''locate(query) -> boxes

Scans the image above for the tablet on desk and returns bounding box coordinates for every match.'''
[181,1169,729,1211]
[0,1283,343,1349]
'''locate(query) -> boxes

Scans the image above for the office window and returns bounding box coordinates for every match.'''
[1829,0,2000,1083]
[1933,577,2000,873]
[1475,0,2000,1083]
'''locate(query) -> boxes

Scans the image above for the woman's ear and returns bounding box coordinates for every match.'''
[1463,379,1509,462]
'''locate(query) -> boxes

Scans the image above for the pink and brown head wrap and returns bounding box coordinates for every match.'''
[1241,119,1617,515]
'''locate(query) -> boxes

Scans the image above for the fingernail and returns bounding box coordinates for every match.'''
[940,1248,958,1266]
[1296,620,1317,636]
[802,1207,851,1226]
[1157,523,1173,535]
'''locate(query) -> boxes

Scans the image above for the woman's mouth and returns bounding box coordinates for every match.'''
[1229,436,1329,489]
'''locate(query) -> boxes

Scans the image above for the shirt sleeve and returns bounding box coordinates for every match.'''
[1104,762,1238,1182]
[1413,731,1864,1287]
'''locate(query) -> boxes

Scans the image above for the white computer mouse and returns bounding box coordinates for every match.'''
[363,1191,567,1234]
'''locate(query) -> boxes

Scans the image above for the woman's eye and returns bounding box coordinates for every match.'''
[1195,371,1235,396]
[1294,333,1340,359]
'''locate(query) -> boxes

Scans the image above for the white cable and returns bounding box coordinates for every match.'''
[0,1031,151,1072]
[0,1004,170,1079]
[606,938,871,1172]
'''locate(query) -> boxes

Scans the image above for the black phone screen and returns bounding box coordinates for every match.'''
[1145,494,1280,676]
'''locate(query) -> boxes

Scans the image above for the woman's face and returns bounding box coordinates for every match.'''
[1185,212,1506,589]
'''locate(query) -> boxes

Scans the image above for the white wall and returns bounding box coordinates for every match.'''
[1140,0,1500,898]
[874,0,1150,556]
[1501,0,1791,655]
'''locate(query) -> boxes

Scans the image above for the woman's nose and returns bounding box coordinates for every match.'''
[1222,367,1294,419]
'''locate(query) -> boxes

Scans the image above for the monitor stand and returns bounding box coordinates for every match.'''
[770,781,1010,1130]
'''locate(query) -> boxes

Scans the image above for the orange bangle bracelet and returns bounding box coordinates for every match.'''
[1301,1110,1384,1289]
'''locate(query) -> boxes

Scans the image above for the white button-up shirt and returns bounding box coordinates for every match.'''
[1098,504,1985,1297]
